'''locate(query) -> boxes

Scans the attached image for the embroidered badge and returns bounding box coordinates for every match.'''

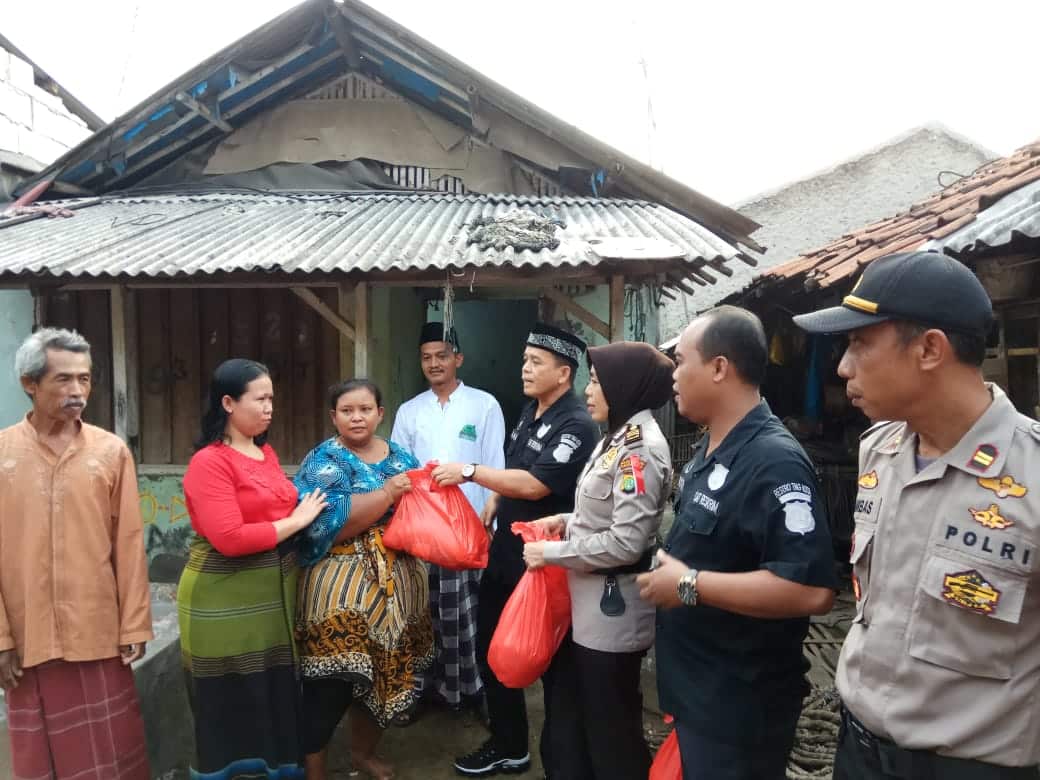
[978,475,1027,499]
[624,424,643,445]
[459,424,478,442]
[858,471,879,490]
[619,454,646,495]
[599,446,621,470]
[537,422,552,439]
[967,444,998,472]
[553,433,581,463]
[942,569,1001,614]
[707,463,729,491]
[969,504,1014,530]
[775,483,815,535]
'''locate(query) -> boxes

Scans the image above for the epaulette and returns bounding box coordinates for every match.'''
[623,424,643,446]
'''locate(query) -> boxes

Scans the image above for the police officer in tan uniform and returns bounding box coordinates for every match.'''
[796,250,1040,779]
[523,341,675,779]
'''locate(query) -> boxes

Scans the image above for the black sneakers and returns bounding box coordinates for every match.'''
[453,739,531,776]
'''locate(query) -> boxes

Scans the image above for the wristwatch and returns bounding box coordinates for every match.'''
[677,568,700,607]
[461,463,478,481]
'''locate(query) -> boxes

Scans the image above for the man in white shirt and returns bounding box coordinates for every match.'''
[392,322,506,712]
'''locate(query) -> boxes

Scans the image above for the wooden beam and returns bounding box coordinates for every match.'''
[609,274,625,342]
[354,281,370,377]
[540,287,610,339]
[175,91,234,133]
[326,4,363,69]
[109,286,129,442]
[291,286,356,341]
[338,282,355,380]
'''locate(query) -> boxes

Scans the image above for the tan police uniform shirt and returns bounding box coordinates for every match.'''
[837,384,1040,766]
[542,410,672,654]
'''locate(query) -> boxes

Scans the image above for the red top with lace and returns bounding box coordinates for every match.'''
[183,442,298,557]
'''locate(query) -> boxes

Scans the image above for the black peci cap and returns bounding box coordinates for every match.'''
[793,251,993,336]
[419,321,460,352]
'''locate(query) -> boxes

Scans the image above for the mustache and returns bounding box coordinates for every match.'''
[62,399,85,408]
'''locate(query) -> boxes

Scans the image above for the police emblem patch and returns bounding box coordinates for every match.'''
[459,424,478,442]
[600,447,620,470]
[619,454,646,495]
[552,434,581,463]
[857,471,879,490]
[969,504,1014,530]
[967,444,998,472]
[707,464,729,491]
[978,475,1027,499]
[775,484,815,535]
[942,569,1001,614]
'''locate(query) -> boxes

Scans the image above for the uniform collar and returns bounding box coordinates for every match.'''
[528,390,582,424]
[694,399,772,470]
[870,384,1017,478]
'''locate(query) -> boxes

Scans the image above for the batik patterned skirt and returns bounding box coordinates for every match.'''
[177,536,303,779]
[296,525,434,727]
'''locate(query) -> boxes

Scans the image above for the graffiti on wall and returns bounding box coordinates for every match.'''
[139,475,193,582]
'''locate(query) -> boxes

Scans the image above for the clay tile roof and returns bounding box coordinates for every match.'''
[752,137,1040,293]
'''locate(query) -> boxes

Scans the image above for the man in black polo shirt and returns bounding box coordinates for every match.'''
[638,306,837,780]
[434,322,598,777]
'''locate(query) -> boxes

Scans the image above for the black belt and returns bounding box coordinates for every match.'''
[841,707,1039,779]
[592,548,654,576]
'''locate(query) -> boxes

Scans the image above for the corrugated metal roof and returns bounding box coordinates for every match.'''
[938,178,1040,256]
[0,191,751,282]
[736,138,1040,297]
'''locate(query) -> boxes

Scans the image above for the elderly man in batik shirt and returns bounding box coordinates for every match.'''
[0,328,153,780]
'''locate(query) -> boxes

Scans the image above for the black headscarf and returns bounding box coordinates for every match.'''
[587,341,675,436]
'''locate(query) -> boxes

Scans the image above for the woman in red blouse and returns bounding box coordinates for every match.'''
[178,358,326,779]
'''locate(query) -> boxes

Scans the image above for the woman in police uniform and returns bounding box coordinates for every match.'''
[523,341,674,780]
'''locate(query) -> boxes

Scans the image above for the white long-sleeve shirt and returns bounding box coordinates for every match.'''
[391,381,506,514]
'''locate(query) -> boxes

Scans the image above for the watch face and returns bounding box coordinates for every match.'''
[462,464,475,478]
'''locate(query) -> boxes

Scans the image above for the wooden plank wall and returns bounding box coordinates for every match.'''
[41,290,113,432]
[45,288,344,465]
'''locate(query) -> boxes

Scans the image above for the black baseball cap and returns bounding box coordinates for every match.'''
[793,251,993,336]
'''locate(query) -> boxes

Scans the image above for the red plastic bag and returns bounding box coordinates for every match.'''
[487,522,571,688]
[649,728,681,779]
[382,463,489,570]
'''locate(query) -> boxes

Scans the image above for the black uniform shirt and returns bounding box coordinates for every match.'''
[488,392,598,586]
[656,400,837,743]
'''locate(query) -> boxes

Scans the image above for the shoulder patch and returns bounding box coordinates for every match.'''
[624,424,643,445]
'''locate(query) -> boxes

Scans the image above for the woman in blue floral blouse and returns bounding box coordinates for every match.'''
[294,379,433,780]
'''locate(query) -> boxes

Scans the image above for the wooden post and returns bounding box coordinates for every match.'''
[110,285,129,442]
[609,274,625,342]
[124,289,140,456]
[354,281,370,377]
[338,283,355,378]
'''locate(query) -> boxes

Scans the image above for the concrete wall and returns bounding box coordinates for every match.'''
[0,45,90,168]
[659,125,995,340]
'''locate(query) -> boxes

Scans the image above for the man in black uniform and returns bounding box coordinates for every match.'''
[638,306,837,780]
[434,323,598,777]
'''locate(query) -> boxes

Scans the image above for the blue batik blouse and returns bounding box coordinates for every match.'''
[294,437,418,566]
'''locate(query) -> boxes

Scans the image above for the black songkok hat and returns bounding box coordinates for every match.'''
[419,322,460,352]
[526,322,586,367]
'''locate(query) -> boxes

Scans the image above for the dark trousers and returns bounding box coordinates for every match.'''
[675,700,799,780]
[834,707,1040,780]
[545,637,650,780]
[300,677,353,755]
[476,572,554,763]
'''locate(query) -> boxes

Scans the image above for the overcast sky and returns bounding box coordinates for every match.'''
[6,0,1040,205]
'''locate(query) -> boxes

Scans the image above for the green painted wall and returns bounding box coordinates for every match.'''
[0,291,33,428]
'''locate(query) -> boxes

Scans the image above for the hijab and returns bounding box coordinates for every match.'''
[587,341,675,437]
